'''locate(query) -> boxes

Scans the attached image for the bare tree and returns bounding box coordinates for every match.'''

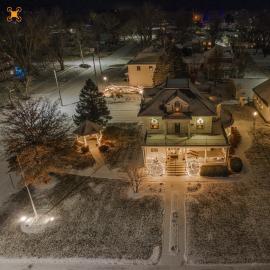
[127,166,147,193]
[206,47,223,85]
[0,11,50,96]
[48,8,66,70]
[1,98,72,184]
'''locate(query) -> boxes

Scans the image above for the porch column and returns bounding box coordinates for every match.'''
[204,147,207,163]
[188,123,191,137]
[225,147,229,163]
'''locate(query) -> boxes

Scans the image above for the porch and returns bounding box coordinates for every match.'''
[144,133,229,147]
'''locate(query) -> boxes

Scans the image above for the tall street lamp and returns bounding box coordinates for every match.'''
[253,111,258,135]
[103,76,108,92]
[17,156,38,218]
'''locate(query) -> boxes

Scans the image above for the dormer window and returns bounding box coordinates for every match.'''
[174,101,181,112]
[150,118,159,129]
[196,118,204,129]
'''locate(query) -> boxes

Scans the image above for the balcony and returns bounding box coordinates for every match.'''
[144,133,229,147]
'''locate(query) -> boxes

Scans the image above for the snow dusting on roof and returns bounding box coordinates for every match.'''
[138,79,216,117]
[253,79,270,106]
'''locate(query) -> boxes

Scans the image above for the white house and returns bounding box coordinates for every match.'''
[138,79,230,176]
[231,78,268,105]
[128,49,162,88]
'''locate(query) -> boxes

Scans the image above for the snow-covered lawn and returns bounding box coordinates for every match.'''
[186,106,270,264]
[0,175,163,260]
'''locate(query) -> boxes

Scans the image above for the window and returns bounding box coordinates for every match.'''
[151,148,158,152]
[137,66,141,71]
[150,118,159,129]
[174,101,181,112]
[196,118,204,129]
[149,66,153,71]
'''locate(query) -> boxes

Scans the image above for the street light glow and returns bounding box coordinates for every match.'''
[19,216,27,222]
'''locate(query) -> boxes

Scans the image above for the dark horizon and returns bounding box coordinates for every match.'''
[2,0,270,12]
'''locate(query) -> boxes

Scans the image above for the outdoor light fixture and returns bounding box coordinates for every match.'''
[19,216,27,222]
[196,118,204,129]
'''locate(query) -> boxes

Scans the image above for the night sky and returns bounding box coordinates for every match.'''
[1,0,270,12]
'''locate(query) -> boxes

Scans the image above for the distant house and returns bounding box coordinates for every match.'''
[138,78,230,176]
[231,78,268,105]
[253,79,270,122]
[128,50,163,88]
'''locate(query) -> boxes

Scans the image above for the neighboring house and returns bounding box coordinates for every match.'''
[204,45,234,79]
[231,78,268,105]
[138,78,230,176]
[182,53,204,73]
[128,49,162,88]
[253,79,270,122]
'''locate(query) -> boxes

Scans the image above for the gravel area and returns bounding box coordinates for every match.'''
[0,175,163,260]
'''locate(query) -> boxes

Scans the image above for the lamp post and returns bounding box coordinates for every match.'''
[253,111,258,135]
[17,156,38,218]
[103,76,108,92]
[53,69,63,106]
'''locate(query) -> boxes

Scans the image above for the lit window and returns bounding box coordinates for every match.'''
[137,66,141,71]
[150,118,159,129]
[151,148,158,152]
[196,118,204,129]
[174,101,181,112]
[149,66,153,71]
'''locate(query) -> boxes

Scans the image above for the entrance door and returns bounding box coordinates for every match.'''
[175,123,180,134]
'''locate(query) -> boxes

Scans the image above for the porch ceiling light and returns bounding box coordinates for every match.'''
[197,118,204,125]
[151,118,158,124]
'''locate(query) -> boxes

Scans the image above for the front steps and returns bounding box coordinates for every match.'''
[166,159,187,176]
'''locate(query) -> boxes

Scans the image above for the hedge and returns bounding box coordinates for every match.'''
[200,164,230,177]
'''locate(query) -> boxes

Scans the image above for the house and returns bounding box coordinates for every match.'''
[128,49,163,88]
[231,78,268,105]
[253,79,270,122]
[138,79,230,176]
[204,45,234,79]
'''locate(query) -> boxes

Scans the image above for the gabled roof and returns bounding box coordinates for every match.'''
[253,79,270,106]
[138,79,216,118]
[74,120,102,136]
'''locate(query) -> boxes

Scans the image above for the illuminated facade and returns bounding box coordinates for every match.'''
[138,79,230,176]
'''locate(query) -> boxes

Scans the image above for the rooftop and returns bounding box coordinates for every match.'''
[144,133,229,147]
[253,79,270,106]
[138,79,216,117]
[129,48,162,65]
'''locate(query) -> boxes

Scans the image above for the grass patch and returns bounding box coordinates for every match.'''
[0,175,163,260]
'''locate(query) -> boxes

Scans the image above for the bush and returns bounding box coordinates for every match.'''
[102,126,123,140]
[79,63,91,69]
[81,145,89,153]
[200,165,230,177]
[229,157,243,173]
[229,127,241,148]
[99,144,110,153]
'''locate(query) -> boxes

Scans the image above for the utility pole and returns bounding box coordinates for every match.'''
[17,156,38,218]
[79,41,85,64]
[53,69,63,106]
[96,43,103,74]
[90,49,98,85]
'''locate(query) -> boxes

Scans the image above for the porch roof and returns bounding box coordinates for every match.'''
[144,133,229,147]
